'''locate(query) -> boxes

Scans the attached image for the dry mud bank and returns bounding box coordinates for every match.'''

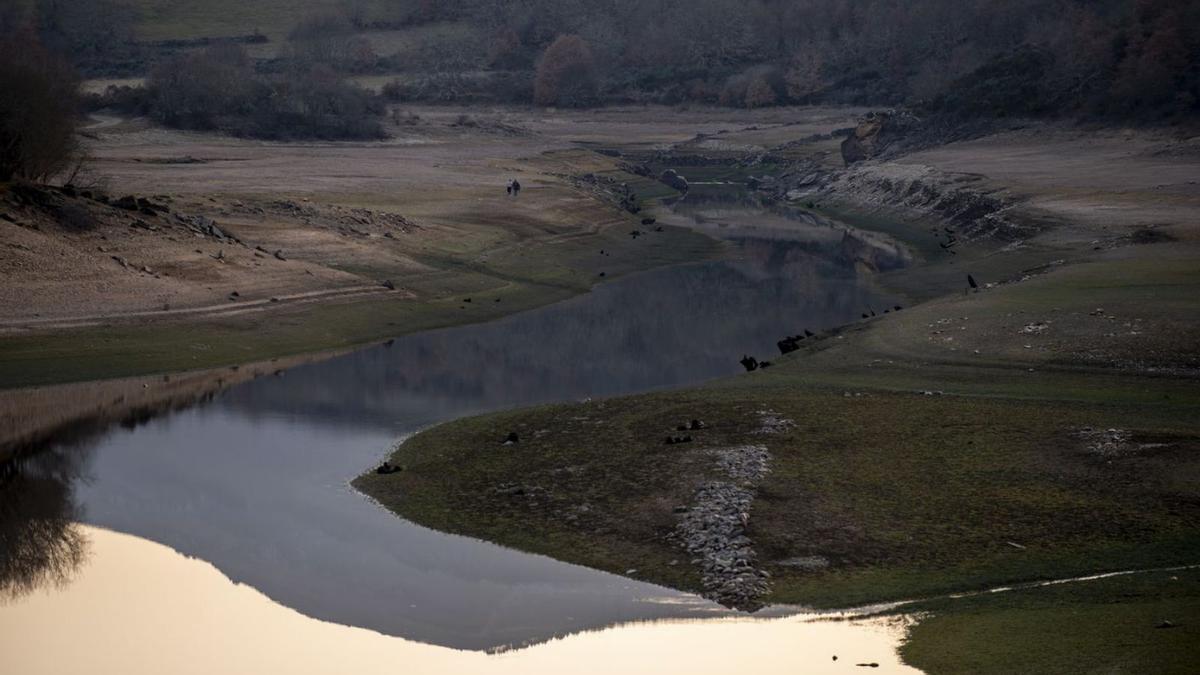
[0,108,729,388]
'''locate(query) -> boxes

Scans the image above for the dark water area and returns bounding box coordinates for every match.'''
[0,202,903,650]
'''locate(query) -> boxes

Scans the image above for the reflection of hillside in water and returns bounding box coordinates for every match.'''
[221,234,897,430]
[0,446,90,601]
[0,211,907,650]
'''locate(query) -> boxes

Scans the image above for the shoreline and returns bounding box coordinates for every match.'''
[351,112,1200,668]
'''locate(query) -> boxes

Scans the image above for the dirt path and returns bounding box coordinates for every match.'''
[0,283,401,333]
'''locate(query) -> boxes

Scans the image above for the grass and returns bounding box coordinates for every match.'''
[128,0,385,41]
[356,374,1200,609]
[898,568,1200,674]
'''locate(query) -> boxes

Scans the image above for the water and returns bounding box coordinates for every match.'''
[1,202,909,661]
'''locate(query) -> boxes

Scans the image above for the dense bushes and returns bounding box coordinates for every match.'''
[146,46,385,140]
[381,71,532,104]
[0,30,80,182]
[533,35,598,107]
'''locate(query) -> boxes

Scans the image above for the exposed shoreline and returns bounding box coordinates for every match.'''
[351,109,1200,670]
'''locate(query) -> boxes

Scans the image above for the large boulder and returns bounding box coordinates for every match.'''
[840,110,919,165]
[660,169,689,193]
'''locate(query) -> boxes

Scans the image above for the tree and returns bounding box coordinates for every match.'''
[744,73,778,108]
[533,34,599,107]
[0,29,80,183]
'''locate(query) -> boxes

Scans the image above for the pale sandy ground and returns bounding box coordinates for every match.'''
[0,104,855,327]
[897,127,1200,238]
[4,105,1197,328]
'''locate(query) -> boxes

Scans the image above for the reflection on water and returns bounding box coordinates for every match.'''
[0,210,904,650]
[0,447,89,601]
[0,526,920,674]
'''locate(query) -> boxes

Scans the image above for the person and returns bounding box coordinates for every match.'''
[506,179,513,195]
[511,179,521,196]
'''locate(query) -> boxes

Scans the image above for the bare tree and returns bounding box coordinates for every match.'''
[0,29,80,183]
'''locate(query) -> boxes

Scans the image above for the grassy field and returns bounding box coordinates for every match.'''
[898,568,1200,674]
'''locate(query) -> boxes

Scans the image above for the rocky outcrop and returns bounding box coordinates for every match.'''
[840,110,920,165]
[659,169,689,193]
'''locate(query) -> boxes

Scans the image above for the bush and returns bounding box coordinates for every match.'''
[744,73,778,108]
[533,35,599,107]
[146,46,385,140]
[286,12,378,72]
[0,30,80,182]
[381,71,532,105]
[928,49,1056,118]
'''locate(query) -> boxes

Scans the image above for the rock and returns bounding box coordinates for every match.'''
[641,217,656,225]
[659,169,689,193]
[840,110,919,165]
[375,461,402,475]
[1156,620,1177,629]
[112,195,139,211]
[381,279,396,290]
[739,355,759,372]
[273,249,286,261]
[503,432,519,445]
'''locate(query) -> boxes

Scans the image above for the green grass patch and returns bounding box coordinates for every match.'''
[899,568,1200,674]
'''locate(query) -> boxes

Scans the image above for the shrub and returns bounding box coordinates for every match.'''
[146,46,385,140]
[286,12,378,72]
[744,73,778,108]
[0,30,80,182]
[533,35,599,107]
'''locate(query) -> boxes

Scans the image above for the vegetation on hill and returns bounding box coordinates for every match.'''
[0,29,81,182]
[5,0,1196,123]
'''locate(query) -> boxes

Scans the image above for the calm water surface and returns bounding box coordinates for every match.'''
[1,200,914,669]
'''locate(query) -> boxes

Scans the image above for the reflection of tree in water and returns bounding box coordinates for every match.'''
[0,445,90,601]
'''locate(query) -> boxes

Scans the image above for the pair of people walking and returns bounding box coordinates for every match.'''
[505,179,522,196]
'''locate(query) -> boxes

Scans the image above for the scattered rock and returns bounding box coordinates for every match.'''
[375,461,402,475]
[753,410,795,435]
[670,445,773,609]
[112,195,139,211]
